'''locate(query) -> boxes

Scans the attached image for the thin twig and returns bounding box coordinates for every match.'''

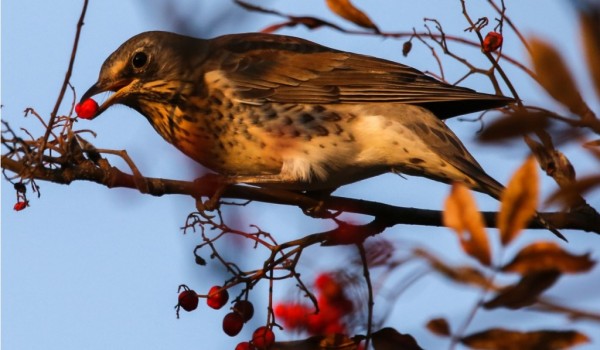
[40,0,89,162]
[357,243,374,349]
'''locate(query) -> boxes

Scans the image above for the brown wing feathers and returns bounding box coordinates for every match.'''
[209,33,512,119]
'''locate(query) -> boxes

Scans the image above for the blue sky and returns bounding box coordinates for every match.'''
[3,1,600,349]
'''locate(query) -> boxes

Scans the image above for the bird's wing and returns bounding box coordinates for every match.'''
[207,33,512,119]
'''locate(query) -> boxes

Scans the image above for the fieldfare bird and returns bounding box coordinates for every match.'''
[80,31,562,238]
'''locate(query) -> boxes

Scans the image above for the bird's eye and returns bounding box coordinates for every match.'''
[132,51,148,69]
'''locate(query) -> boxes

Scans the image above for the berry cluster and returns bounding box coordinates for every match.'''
[275,273,354,336]
[176,285,275,349]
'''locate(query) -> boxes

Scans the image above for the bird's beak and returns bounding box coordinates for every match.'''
[80,78,133,118]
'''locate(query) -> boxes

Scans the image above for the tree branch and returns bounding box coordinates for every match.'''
[3,154,598,234]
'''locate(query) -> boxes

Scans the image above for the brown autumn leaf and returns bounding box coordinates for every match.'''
[414,248,492,288]
[583,139,600,149]
[325,0,379,32]
[461,328,589,350]
[444,183,491,266]
[479,111,550,143]
[372,328,424,350]
[502,241,595,274]
[483,270,560,309]
[426,318,451,337]
[498,157,539,245]
[529,37,589,118]
[580,7,600,100]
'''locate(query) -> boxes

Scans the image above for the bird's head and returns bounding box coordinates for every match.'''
[80,31,207,118]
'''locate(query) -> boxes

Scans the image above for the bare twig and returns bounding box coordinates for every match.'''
[40,0,89,162]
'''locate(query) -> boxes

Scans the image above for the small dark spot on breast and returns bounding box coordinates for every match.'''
[210,96,223,106]
[323,112,342,122]
[345,113,357,122]
[299,113,315,124]
[213,111,224,120]
[403,148,409,153]
[312,105,326,113]
[332,124,344,135]
[311,125,329,136]
[409,157,425,164]
[263,109,278,120]
[282,116,293,126]
[250,115,261,125]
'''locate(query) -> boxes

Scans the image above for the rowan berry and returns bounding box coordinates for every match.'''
[233,300,254,323]
[13,201,27,211]
[252,326,275,349]
[75,98,99,119]
[178,289,199,312]
[483,32,503,52]
[223,312,244,336]
[207,285,229,309]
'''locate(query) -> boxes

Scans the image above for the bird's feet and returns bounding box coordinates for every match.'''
[301,189,339,219]
[193,173,230,213]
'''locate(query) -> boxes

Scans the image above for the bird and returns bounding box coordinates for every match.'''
[80,31,562,238]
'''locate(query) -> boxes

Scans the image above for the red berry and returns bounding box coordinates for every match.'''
[207,285,229,309]
[235,342,255,350]
[482,31,503,53]
[13,201,27,211]
[233,300,254,323]
[275,303,311,330]
[252,326,275,349]
[315,273,343,300]
[178,289,199,312]
[75,98,99,119]
[223,312,244,337]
